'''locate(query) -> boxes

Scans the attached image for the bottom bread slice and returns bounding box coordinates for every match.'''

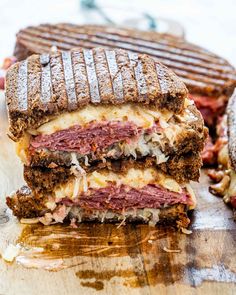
[68,204,191,228]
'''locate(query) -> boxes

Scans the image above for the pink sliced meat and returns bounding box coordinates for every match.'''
[189,94,225,127]
[61,184,192,211]
[231,196,236,208]
[201,135,216,165]
[202,116,228,166]
[30,121,141,155]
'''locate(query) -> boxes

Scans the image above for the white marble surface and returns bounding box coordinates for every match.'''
[0,0,236,66]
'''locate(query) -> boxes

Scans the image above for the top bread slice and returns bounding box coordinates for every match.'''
[6,48,188,141]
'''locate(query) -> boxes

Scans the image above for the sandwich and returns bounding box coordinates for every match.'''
[13,23,236,130]
[6,48,207,228]
[13,24,236,166]
[208,91,236,218]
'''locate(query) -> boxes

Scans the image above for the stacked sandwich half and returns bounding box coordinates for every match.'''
[6,48,207,228]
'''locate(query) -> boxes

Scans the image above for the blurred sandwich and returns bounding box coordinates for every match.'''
[6,48,207,227]
[208,91,236,218]
[13,24,236,129]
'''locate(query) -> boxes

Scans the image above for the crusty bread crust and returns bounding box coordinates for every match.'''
[6,186,48,219]
[6,48,187,141]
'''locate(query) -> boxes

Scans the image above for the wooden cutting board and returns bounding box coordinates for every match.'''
[0,92,235,295]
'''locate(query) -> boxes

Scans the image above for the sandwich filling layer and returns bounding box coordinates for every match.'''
[7,167,196,225]
[16,101,205,167]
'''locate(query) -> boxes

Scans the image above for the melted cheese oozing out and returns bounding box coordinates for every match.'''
[15,133,30,164]
[185,184,197,209]
[34,100,194,135]
[54,167,189,201]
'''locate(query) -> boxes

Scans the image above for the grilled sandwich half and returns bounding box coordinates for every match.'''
[6,48,207,228]
[13,23,236,129]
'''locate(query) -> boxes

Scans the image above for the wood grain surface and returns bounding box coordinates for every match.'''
[0,92,235,295]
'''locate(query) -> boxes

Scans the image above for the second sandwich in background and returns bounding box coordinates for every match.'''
[209,91,236,219]
[6,48,207,228]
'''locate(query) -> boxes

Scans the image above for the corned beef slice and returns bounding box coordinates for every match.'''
[30,121,141,154]
[60,184,193,211]
[189,94,225,127]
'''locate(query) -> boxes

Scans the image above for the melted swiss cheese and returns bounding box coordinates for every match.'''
[35,103,172,135]
[54,167,195,202]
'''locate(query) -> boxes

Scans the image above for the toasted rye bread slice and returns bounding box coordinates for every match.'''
[6,185,190,228]
[14,23,236,98]
[6,48,188,141]
[227,91,236,170]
